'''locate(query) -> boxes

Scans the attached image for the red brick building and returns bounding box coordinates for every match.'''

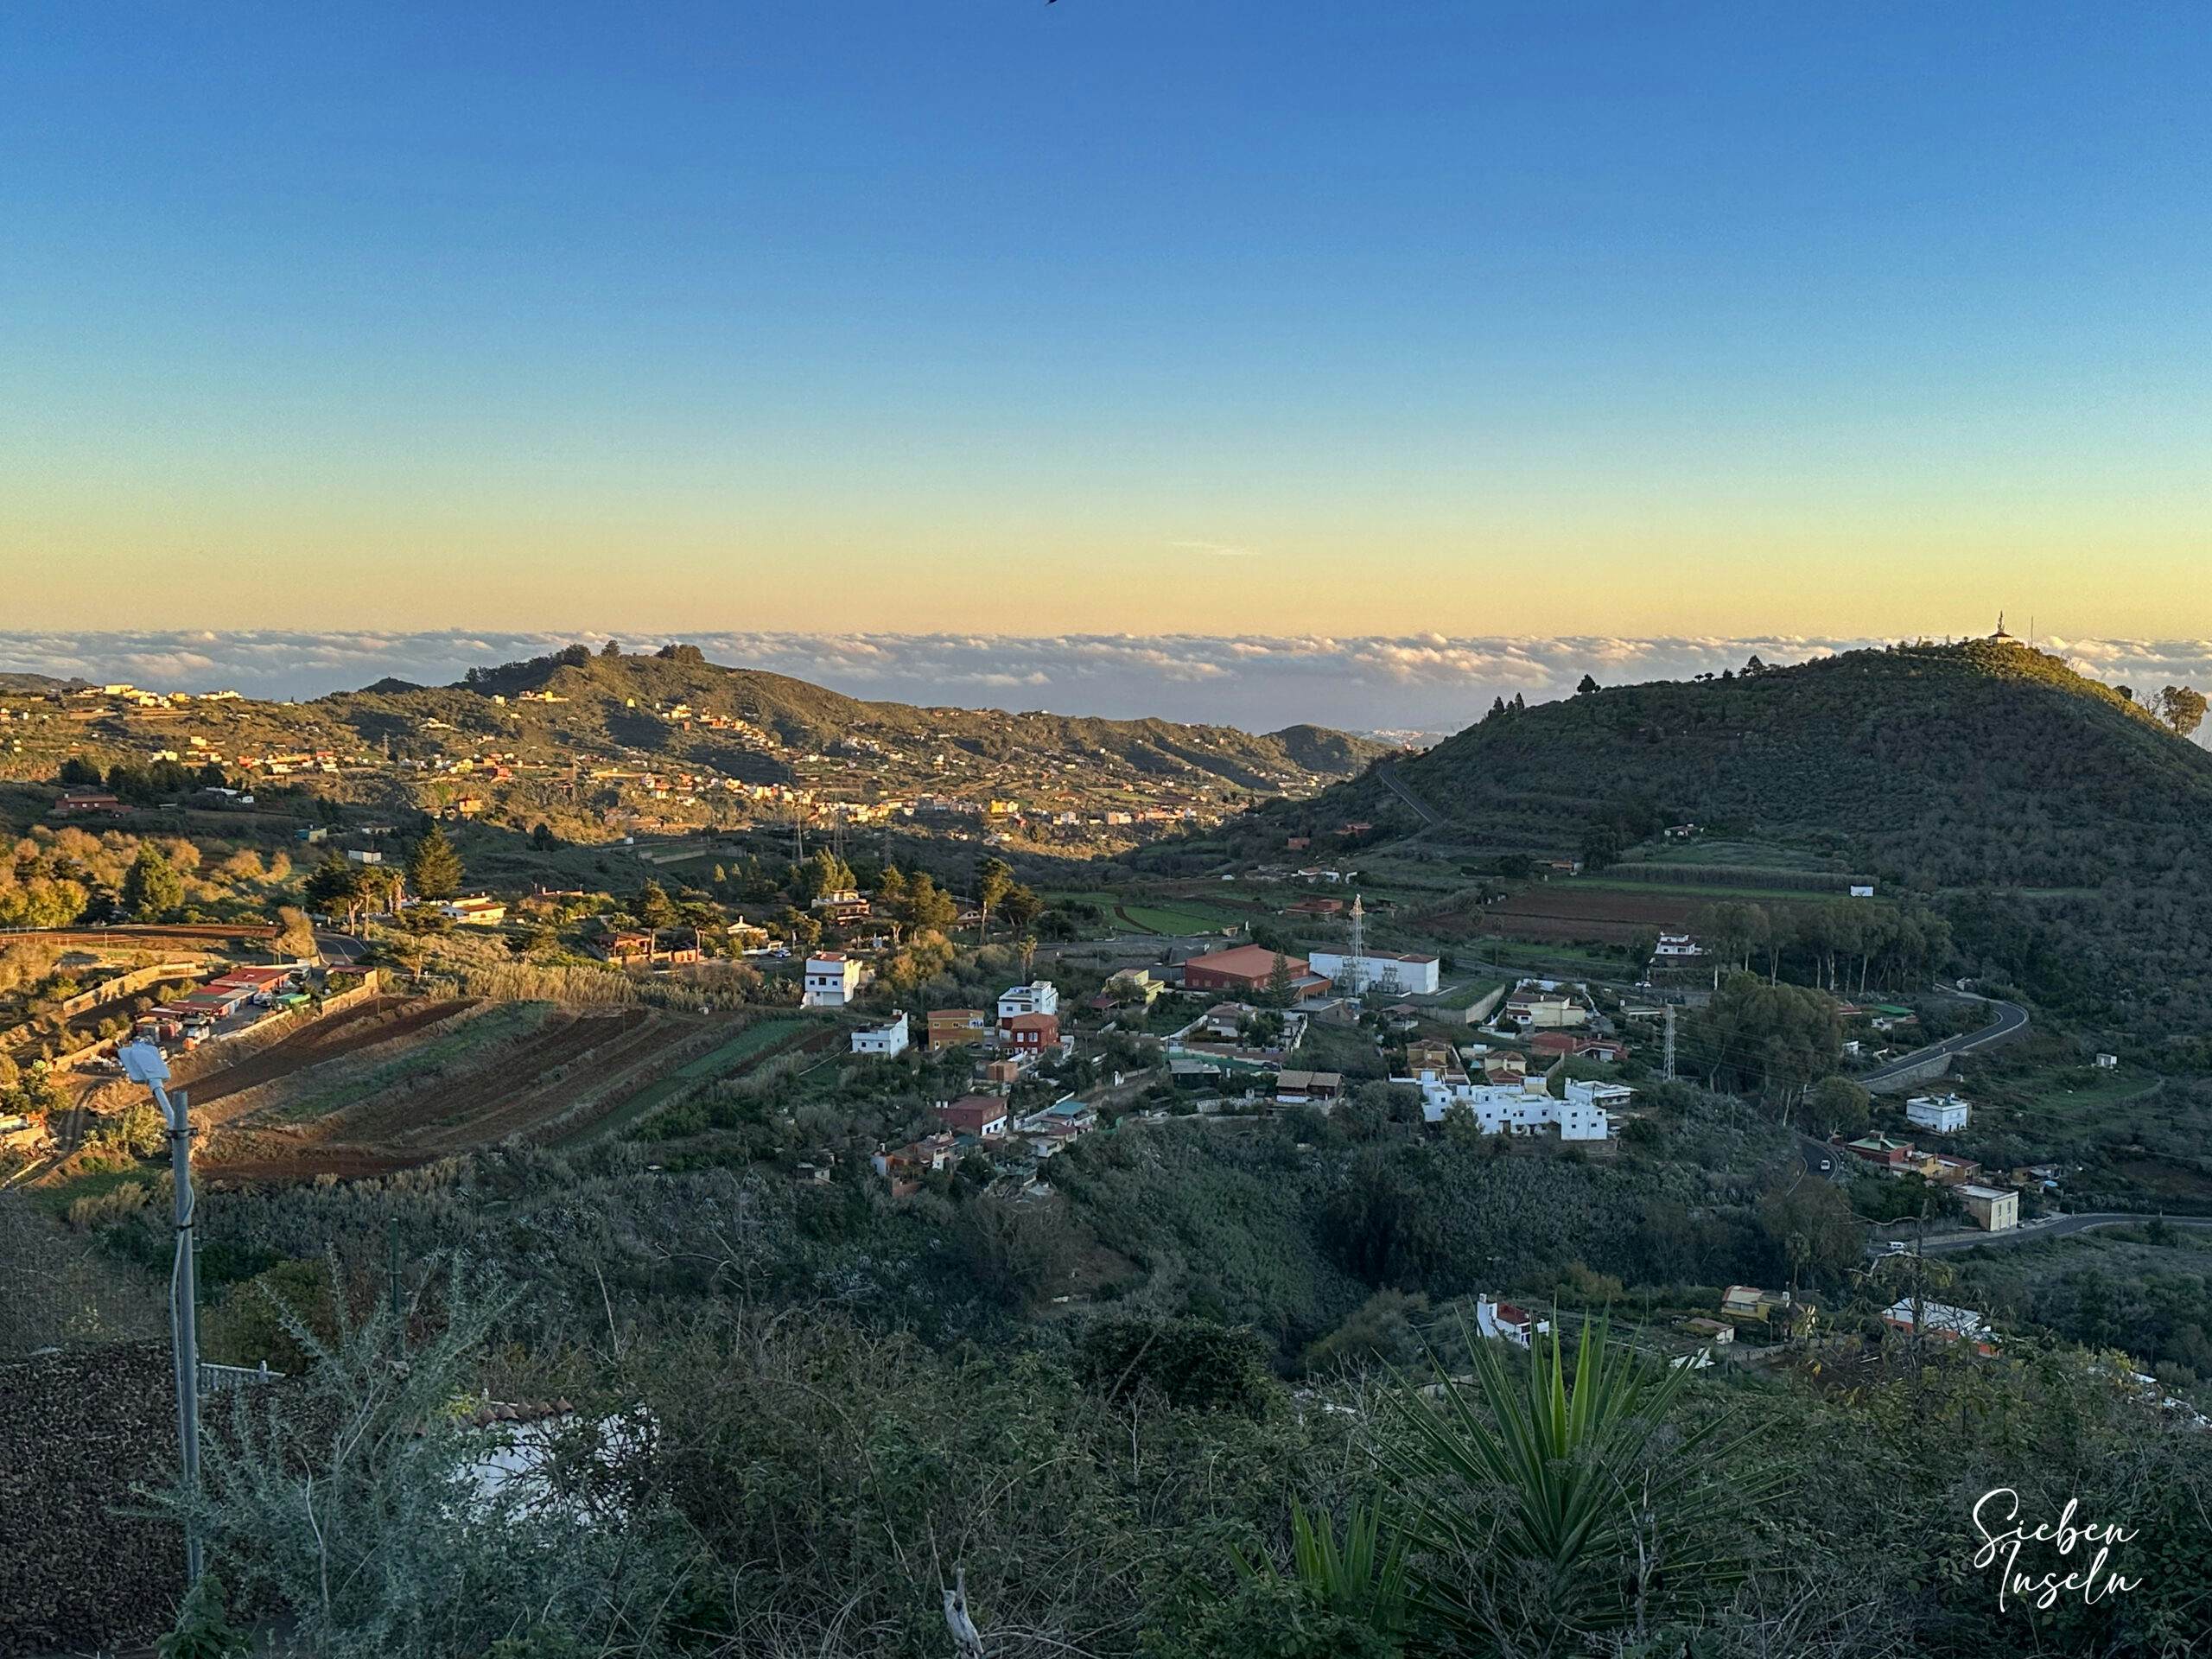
[935,1096,1010,1138]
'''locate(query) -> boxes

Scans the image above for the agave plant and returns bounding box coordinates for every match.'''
[1386,1313,1765,1649]
[1234,1496,1409,1637]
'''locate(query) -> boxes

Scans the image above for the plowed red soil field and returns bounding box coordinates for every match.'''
[1484,886,1709,943]
[184,998,478,1121]
[200,1002,718,1183]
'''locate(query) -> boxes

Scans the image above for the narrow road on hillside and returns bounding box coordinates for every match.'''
[1892,1213,2212,1255]
[1859,994,2031,1088]
[1375,762,1445,829]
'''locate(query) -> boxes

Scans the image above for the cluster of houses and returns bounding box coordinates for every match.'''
[1404,1066,1629,1141]
[870,1095,1100,1196]
[840,978,1075,1075]
[1838,1093,2028,1231]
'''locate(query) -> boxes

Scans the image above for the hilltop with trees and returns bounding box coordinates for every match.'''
[1262,639,2212,1026]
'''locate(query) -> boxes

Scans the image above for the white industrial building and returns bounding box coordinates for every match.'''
[1306,949,1441,997]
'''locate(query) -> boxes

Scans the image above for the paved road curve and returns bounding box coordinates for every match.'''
[1857,993,2031,1088]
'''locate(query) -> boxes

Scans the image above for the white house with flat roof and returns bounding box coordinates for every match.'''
[997,981,1058,1021]
[1905,1093,1971,1135]
[1408,1073,1617,1141]
[804,952,866,1008]
[851,1012,910,1057]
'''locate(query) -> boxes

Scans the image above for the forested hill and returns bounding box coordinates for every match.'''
[314,644,1390,792]
[1306,639,2212,1021]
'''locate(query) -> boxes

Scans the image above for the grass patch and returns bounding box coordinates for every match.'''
[585,1014,817,1142]
[1467,936,1627,976]
[23,1160,161,1218]
[1121,902,1242,935]
[1433,977,1507,1011]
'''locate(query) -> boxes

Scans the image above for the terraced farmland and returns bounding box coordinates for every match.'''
[196,1001,726,1183]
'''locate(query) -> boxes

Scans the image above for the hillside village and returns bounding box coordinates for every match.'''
[6,638,2212,1659]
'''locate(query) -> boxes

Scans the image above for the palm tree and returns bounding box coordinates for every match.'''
[1387,1314,1766,1651]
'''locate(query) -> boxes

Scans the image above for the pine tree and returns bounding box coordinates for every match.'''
[407,825,465,901]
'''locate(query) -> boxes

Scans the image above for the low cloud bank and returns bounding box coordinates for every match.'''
[3,629,2208,741]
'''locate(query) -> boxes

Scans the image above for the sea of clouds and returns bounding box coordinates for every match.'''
[3,629,2209,744]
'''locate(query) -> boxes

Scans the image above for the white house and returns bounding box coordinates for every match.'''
[1904,1093,1971,1135]
[442,897,507,926]
[1306,950,1441,997]
[1475,1296,1549,1348]
[2094,1052,2119,1070]
[1411,1074,1617,1141]
[1848,883,1876,899]
[997,981,1059,1022]
[1652,932,1703,959]
[803,952,866,1009]
[851,1012,910,1057]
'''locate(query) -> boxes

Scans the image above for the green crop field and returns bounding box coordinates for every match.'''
[579,1014,818,1143]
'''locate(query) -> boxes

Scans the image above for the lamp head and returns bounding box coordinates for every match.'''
[118,1041,171,1085]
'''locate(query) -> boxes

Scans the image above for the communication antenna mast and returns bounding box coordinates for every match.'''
[1662,1002,1677,1083]
[1344,893,1366,1001]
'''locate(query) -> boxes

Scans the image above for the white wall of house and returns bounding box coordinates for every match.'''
[804,956,864,1008]
[1905,1094,1971,1134]
[997,981,1058,1020]
[851,1012,910,1057]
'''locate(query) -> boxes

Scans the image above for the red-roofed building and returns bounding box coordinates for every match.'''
[1181,944,1330,998]
[54,791,128,818]
[935,1096,1011,1139]
[1476,1297,1548,1348]
[1002,1013,1062,1057]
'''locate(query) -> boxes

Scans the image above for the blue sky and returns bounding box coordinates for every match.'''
[3,3,2208,638]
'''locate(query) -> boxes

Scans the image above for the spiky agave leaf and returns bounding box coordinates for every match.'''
[1385,1312,1774,1646]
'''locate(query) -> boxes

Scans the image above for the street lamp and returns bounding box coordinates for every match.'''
[119,1039,202,1584]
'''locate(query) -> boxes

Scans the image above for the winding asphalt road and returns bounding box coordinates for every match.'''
[1857,993,2031,1088]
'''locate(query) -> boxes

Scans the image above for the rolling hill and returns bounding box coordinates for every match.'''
[1258,639,2212,1026]
[311,645,1391,794]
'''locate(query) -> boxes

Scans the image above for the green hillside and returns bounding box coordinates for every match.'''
[1276,640,2212,1024]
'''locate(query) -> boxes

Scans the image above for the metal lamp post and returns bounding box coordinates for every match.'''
[118,1039,202,1585]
